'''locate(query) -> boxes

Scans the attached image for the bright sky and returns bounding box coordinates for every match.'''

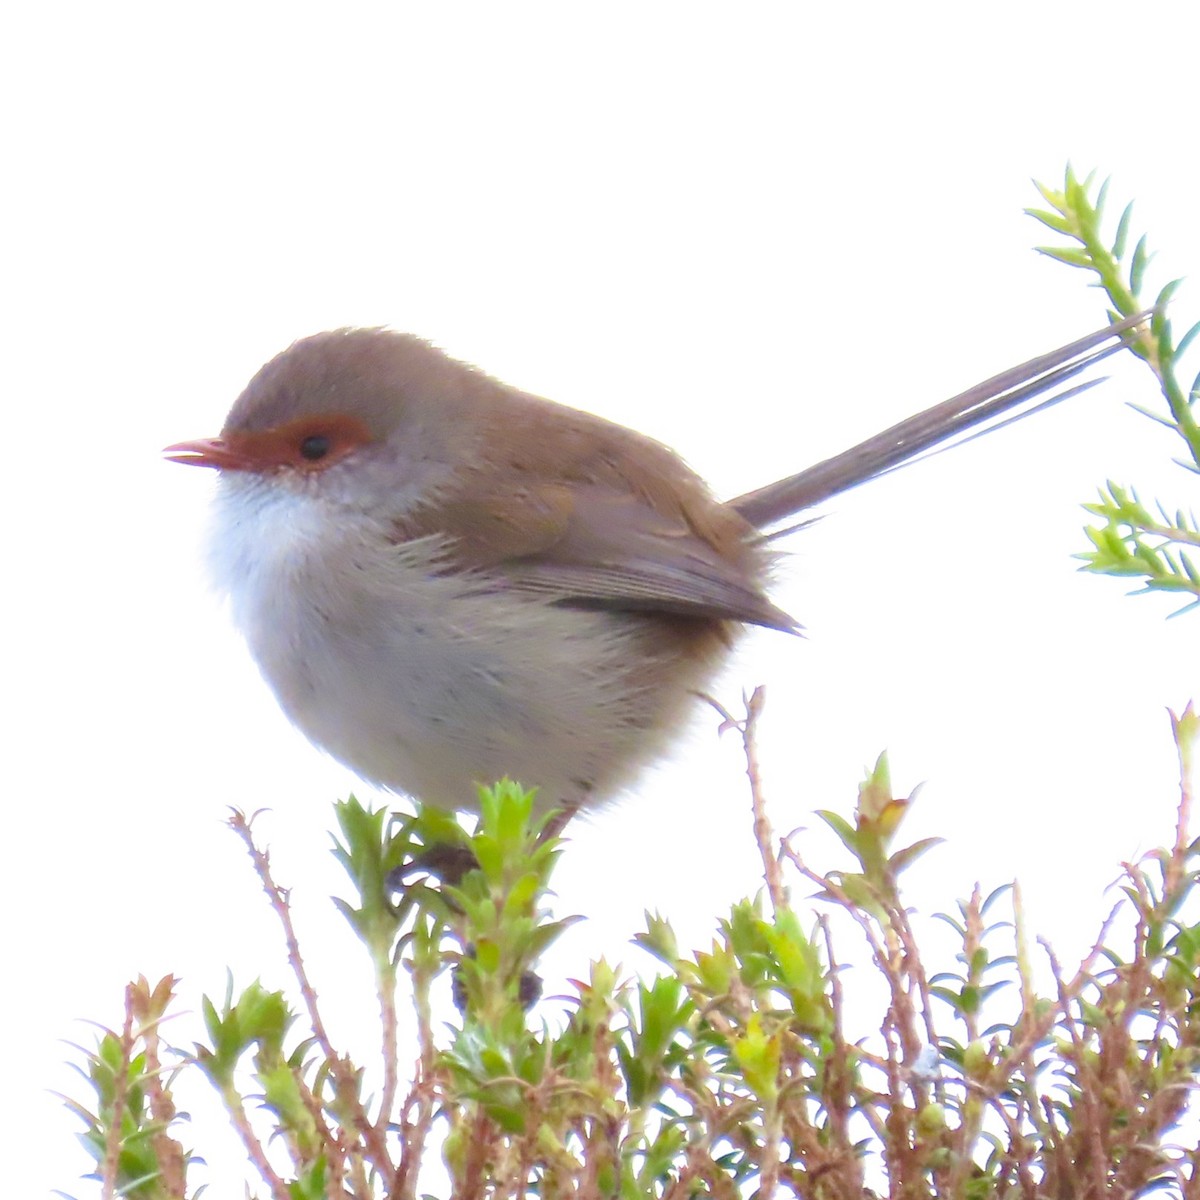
[7,3,1199,1194]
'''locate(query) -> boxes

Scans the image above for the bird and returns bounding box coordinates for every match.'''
[166,313,1147,829]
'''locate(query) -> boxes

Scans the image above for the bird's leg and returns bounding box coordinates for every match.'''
[389,840,481,890]
[391,797,580,892]
[538,800,580,844]
[387,795,578,1012]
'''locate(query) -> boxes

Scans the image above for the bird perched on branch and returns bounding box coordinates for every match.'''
[167,312,1148,829]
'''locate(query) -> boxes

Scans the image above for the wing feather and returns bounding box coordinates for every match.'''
[392,482,798,632]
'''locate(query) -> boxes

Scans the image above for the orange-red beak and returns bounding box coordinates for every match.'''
[163,437,258,471]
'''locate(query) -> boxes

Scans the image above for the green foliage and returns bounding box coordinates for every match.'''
[60,721,1200,1198]
[1028,168,1200,613]
[57,976,191,1199]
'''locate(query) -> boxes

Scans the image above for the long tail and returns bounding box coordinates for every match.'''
[729,310,1151,530]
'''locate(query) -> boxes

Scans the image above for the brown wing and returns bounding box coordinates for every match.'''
[394,481,798,632]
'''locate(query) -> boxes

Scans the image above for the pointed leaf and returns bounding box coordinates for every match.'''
[888,837,945,875]
[1035,246,1094,268]
[1112,201,1133,258]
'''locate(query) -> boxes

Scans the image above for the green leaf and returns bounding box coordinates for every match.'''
[730,1015,781,1104]
[1112,201,1133,258]
[1025,207,1075,236]
[1034,245,1095,269]
[887,837,945,875]
[1155,277,1183,311]
[1130,233,1152,294]
[815,809,860,856]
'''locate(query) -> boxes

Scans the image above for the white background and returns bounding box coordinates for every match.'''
[5,3,1198,1194]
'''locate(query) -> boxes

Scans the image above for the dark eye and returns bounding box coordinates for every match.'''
[299,434,331,461]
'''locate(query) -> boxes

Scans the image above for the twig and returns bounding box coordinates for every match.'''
[376,952,401,1156]
[1167,703,1196,899]
[707,686,789,912]
[219,1084,293,1200]
[100,990,136,1200]
[128,979,187,1199]
[228,809,393,1168]
[1043,943,1109,1200]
